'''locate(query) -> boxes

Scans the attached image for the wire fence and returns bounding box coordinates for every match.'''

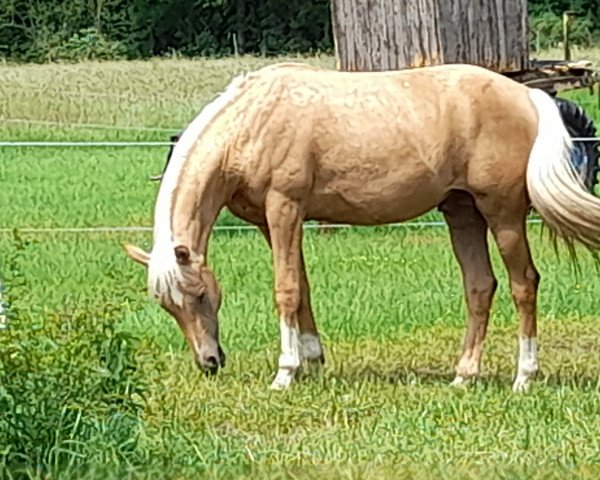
[0,222,445,235]
[0,120,592,234]
[0,219,546,235]
[3,140,600,147]
[0,118,181,133]
[1,85,191,101]
[1,119,599,144]
[0,141,175,147]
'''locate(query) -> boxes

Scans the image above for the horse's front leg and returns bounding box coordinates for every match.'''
[265,191,306,389]
[258,225,325,365]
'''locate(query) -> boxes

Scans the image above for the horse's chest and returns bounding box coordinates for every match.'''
[227,190,266,225]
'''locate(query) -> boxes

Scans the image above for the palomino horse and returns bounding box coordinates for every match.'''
[125,62,600,391]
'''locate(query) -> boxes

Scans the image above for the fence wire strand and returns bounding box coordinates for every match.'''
[0,118,180,133]
[0,139,598,148]
[0,141,175,147]
[0,125,586,233]
[0,219,545,235]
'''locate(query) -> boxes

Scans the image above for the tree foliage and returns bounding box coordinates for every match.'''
[529,0,600,50]
[0,0,597,62]
[0,0,332,62]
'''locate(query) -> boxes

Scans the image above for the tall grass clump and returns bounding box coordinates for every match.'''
[0,235,150,477]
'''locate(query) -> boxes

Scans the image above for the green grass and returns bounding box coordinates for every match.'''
[2,53,600,479]
[4,228,600,479]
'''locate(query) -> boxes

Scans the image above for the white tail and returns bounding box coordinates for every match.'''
[526,88,600,250]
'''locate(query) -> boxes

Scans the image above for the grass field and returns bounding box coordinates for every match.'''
[2,53,600,479]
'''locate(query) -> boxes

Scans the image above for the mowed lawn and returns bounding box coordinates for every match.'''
[2,55,600,479]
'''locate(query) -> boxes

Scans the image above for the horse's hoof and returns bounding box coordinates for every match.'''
[305,355,325,367]
[449,375,469,388]
[512,375,531,393]
[269,368,295,390]
[300,334,324,364]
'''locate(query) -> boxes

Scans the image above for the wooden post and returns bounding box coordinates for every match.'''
[438,0,529,72]
[331,0,529,73]
[562,11,576,61]
[331,0,443,71]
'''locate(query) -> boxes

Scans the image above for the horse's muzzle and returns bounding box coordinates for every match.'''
[195,345,226,375]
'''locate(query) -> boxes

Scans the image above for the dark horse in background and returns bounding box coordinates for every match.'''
[151,97,600,191]
[553,97,600,191]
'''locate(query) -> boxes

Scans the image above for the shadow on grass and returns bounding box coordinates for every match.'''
[296,360,600,391]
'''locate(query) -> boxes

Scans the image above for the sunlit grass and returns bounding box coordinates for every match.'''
[2,226,600,478]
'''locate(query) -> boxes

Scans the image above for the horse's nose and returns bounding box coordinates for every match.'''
[196,345,225,374]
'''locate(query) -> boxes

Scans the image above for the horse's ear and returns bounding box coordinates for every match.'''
[124,244,150,267]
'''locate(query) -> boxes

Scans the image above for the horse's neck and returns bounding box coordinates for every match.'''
[170,165,231,258]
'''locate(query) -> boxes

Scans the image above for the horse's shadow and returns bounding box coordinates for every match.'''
[300,363,600,390]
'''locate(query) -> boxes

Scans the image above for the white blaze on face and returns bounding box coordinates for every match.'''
[147,73,248,307]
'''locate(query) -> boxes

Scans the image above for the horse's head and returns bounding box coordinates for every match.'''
[123,243,226,374]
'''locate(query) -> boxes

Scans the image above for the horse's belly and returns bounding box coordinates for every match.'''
[306,175,446,225]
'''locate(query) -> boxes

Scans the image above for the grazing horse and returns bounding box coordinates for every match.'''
[125,62,600,391]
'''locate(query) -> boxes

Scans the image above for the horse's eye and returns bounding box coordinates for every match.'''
[197,292,206,304]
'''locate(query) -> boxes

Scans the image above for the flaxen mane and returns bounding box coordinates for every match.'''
[147,72,252,306]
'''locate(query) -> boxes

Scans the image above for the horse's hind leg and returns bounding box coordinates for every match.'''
[476,193,540,392]
[440,192,497,385]
[297,251,325,364]
[258,225,324,364]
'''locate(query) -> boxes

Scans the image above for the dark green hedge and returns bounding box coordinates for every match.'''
[0,0,597,62]
[0,0,332,62]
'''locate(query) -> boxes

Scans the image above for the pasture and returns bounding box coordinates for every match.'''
[2,53,600,479]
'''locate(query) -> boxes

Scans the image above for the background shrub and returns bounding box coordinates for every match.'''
[0,235,149,475]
